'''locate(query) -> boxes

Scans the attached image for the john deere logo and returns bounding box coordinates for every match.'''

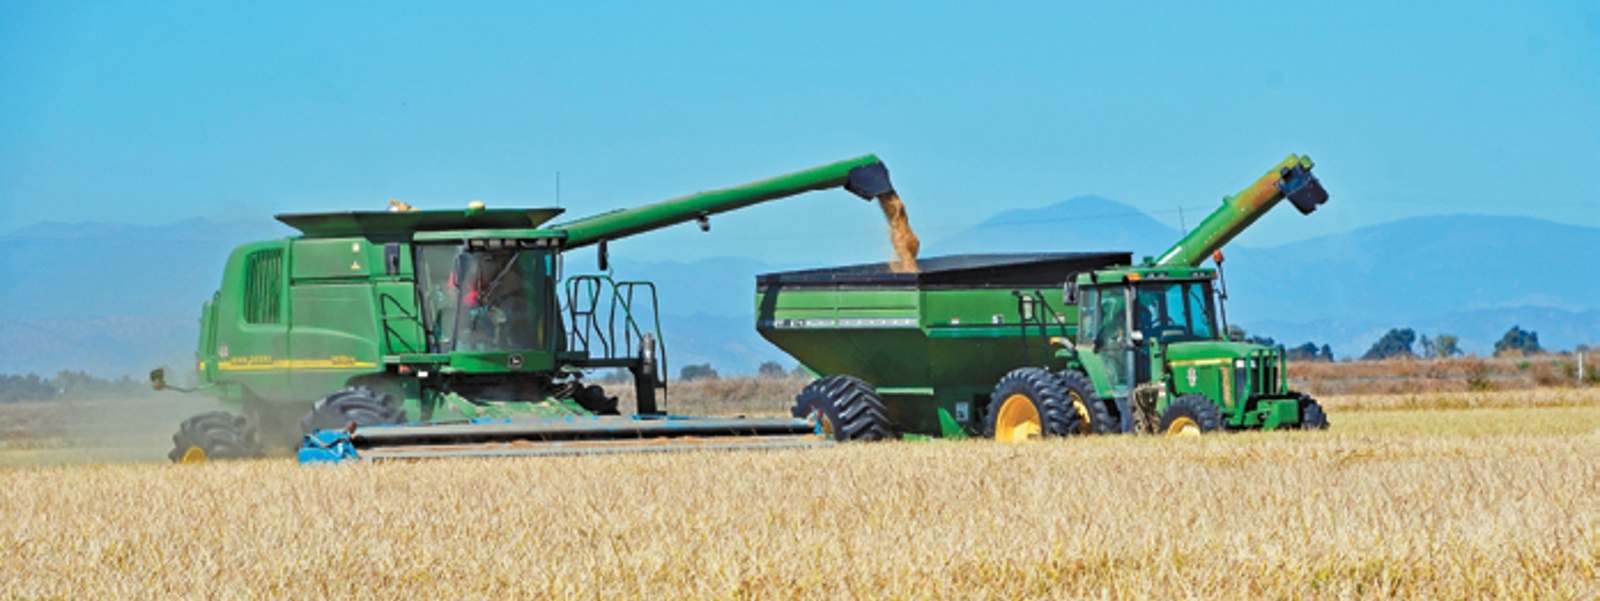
[1186,367,1198,387]
[508,354,524,369]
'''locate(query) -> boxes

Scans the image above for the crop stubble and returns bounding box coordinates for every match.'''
[0,399,1596,599]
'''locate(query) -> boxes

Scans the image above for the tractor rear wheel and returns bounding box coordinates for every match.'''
[1157,394,1223,437]
[1298,394,1330,430]
[300,386,406,435]
[986,368,1081,442]
[791,375,895,442]
[168,411,265,463]
[1056,371,1114,435]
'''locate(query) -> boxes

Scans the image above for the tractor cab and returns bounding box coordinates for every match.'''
[1072,264,1299,430]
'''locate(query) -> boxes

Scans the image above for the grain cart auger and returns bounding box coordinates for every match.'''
[756,154,1332,442]
[149,155,897,463]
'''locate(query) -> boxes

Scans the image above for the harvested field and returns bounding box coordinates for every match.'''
[1,390,1597,599]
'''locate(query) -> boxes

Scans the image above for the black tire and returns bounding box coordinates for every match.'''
[985,367,1081,441]
[1157,393,1223,436]
[168,411,265,462]
[573,384,621,415]
[300,386,406,435]
[791,375,896,442]
[1056,371,1115,435]
[1298,394,1330,430]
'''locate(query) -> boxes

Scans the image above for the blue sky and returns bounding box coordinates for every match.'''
[2,1,1595,265]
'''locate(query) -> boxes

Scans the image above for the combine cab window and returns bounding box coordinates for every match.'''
[243,249,283,325]
[417,244,554,352]
[1133,281,1218,343]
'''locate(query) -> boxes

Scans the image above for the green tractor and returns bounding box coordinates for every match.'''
[152,155,899,462]
[758,154,1332,441]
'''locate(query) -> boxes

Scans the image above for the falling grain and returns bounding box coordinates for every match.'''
[876,191,920,273]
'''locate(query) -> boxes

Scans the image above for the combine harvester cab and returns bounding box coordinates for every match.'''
[155,156,901,463]
[759,154,1333,441]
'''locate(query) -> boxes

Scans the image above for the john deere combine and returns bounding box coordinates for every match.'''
[154,155,897,462]
[758,154,1332,441]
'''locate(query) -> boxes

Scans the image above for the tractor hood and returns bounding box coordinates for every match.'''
[1162,339,1277,364]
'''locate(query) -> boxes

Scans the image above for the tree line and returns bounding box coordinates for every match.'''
[0,371,152,403]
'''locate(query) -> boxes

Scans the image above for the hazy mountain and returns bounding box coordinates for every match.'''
[928,195,1180,258]
[1,203,1594,378]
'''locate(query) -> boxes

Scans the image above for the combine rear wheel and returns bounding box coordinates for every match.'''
[986,368,1081,442]
[301,386,405,435]
[168,411,265,463]
[1298,394,1330,430]
[1056,371,1114,435]
[791,375,895,442]
[1158,394,1222,437]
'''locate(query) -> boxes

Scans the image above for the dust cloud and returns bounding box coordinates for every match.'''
[876,191,920,273]
[0,394,227,467]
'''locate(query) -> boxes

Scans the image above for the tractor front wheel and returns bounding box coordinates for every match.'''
[986,368,1081,442]
[168,411,265,463]
[1158,394,1223,437]
[1298,395,1330,430]
[301,386,405,435]
[791,375,896,442]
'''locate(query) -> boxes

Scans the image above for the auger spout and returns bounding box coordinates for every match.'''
[1154,154,1329,267]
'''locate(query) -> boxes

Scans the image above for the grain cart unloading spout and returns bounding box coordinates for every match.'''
[1155,154,1329,267]
[553,155,893,249]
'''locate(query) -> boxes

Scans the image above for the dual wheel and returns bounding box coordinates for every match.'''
[168,386,406,463]
[985,368,1112,442]
[791,375,897,442]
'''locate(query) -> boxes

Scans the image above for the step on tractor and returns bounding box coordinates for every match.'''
[757,154,1332,442]
[151,155,899,462]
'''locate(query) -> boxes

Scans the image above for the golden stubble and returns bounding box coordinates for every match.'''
[2,398,1597,599]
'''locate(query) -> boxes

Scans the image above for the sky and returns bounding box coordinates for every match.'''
[2,1,1596,266]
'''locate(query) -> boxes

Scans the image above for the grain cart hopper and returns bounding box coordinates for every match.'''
[757,154,1330,441]
[150,155,898,462]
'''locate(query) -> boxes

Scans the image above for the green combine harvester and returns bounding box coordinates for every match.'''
[151,155,898,462]
[757,154,1332,441]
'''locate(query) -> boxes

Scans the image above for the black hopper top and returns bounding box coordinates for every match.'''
[757,252,1132,290]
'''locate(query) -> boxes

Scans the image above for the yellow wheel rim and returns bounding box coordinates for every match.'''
[816,412,836,440]
[180,446,207,464]
[1070,393,1092,434]
[1166,416,1202,437]
[995,394,1042,442]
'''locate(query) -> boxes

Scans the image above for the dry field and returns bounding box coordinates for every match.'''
[1,387,1596,599]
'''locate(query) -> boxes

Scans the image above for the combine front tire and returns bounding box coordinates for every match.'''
[1057,371,1114,435]
[986,368,1081,442]
[301,386,405,434]
[168,411,265,463]
[1298,395,1330,430]
[1158,394,1222,437]
[791,375,895,442]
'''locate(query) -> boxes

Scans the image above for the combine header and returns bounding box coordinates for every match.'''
[154,156,898,462]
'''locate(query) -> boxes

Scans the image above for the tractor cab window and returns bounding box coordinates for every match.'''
[416,244,554,352]
[1132,280,1218,343]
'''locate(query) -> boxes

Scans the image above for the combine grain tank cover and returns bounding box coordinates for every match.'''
[756,253,1132,290]
[277,209,566,240]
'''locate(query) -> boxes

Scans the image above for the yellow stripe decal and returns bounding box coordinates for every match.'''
[217,358,378,372]
[1168,358,1232,368]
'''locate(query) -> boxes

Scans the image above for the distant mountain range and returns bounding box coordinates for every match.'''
[2,198,1595,377]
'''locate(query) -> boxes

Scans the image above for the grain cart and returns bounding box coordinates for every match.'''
[757,154,1331,441]
[151,155,898,462]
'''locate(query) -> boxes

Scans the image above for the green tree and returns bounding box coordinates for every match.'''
[1362,328,1416,360]
[679,363,719,381]
[1493,326,1542,357]
[1435,334,1461,358]
[756,361,788,379]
